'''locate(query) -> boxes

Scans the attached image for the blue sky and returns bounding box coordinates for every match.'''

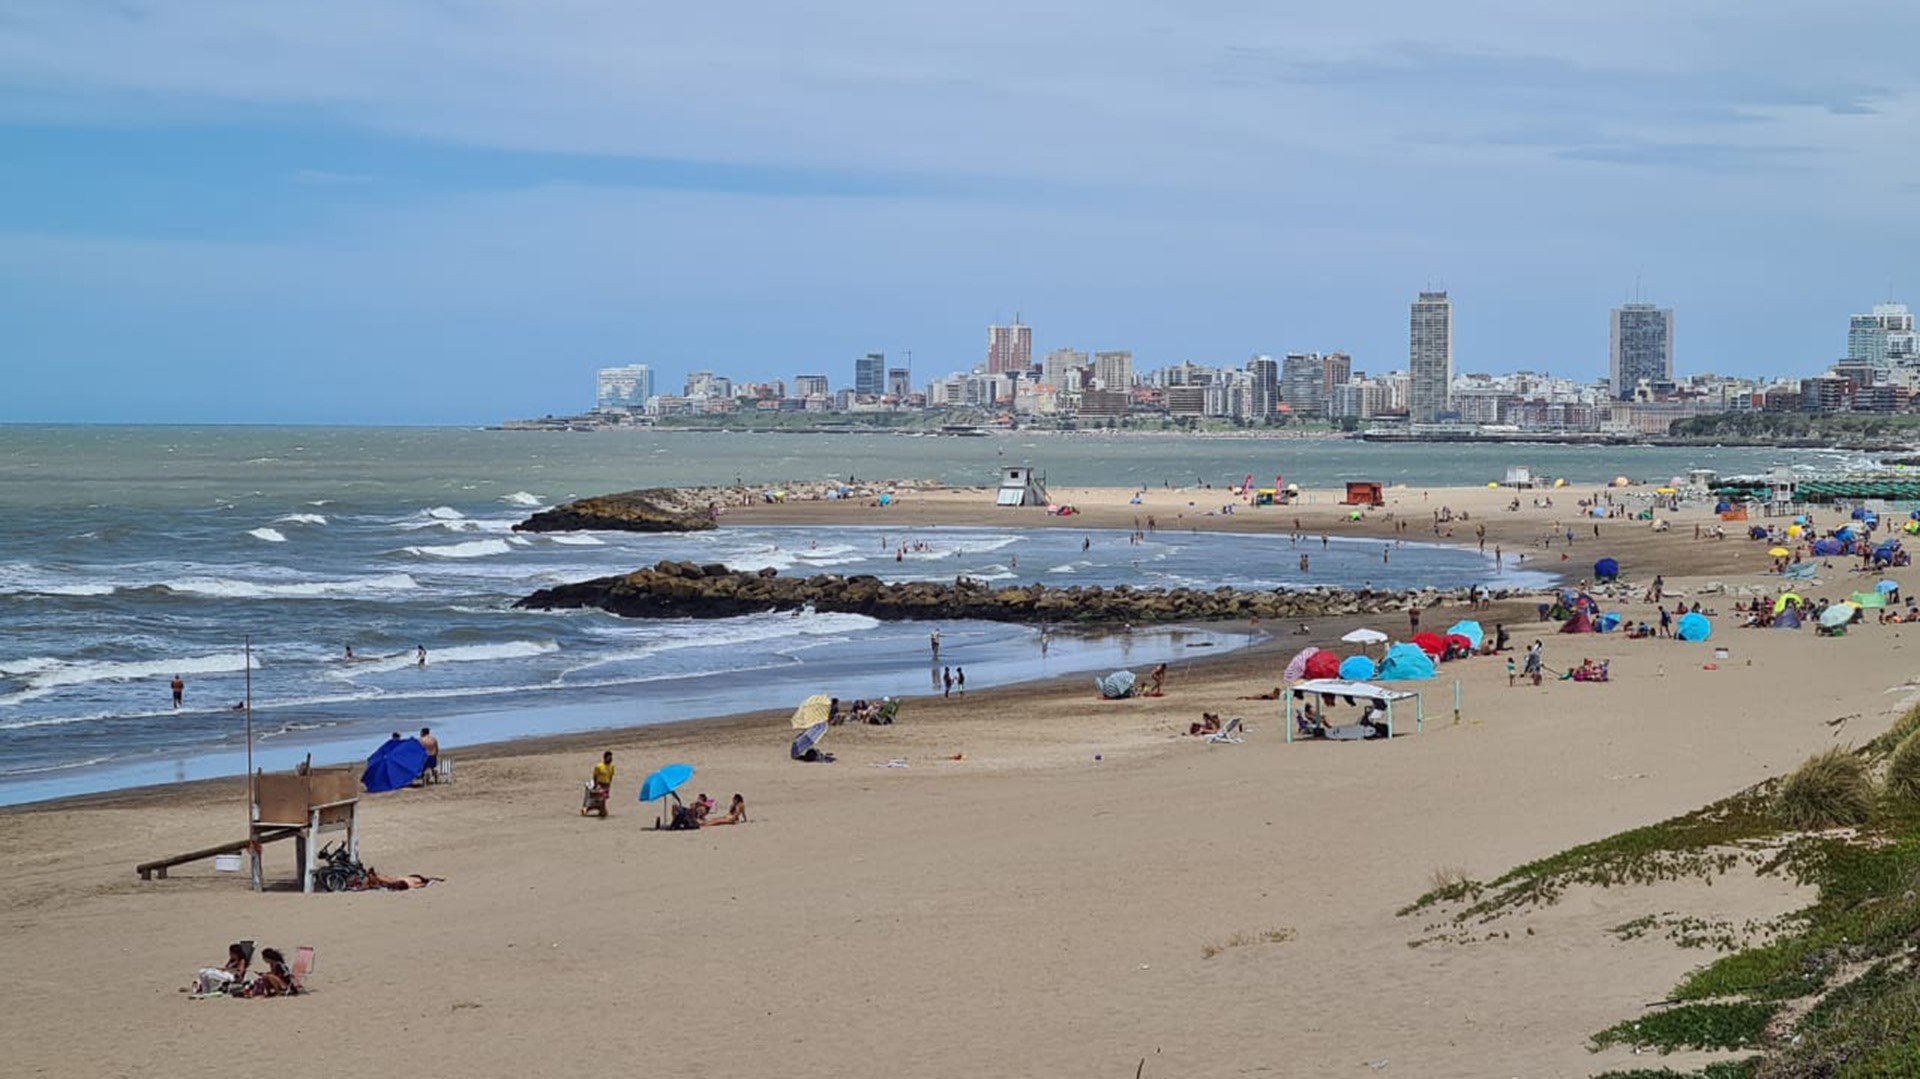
[2,1,1917,423]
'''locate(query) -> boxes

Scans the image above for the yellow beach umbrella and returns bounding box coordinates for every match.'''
[1553,478,1567,488]
[1787,524,1802,538]
[1773,593,1804,613]
[1656,486,1679,495]
[1487,481,1499,488]
[1611,476,1631,487]
[791,694,833,729]
[1768,546,1791,557]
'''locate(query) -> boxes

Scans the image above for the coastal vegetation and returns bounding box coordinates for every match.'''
[1668,411,1920,447]
[1404,701,1920,1076]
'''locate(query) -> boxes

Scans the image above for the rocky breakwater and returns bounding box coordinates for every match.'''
[516,560,1535,625]
[513,488,716,533]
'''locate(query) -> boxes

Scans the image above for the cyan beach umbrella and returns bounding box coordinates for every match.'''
[362,737,428,793]
[1676,612,1712,641]
[1820,604,1855,629]
[1445,620,1484,649]
[1877,579,1900,594]
[791,722,829,760]
[639,763,694,803]
[1337,654,1376,681]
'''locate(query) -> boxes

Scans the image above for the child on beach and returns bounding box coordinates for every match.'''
[1506,657,1516,686]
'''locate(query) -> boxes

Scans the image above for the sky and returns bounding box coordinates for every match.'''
[2,1,1918,423]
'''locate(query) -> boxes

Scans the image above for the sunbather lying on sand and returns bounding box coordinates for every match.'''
[1236,686,1282,700]
[701,794,748,826]
[1189,713,1223,736]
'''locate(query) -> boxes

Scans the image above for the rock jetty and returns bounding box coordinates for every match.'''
[513,489,716,533]
[515,560,1536,625]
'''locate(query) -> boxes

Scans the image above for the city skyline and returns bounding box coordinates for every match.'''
[3,3,1918,423]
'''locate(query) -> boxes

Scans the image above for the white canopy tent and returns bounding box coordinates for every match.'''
[1285,679,1424,742]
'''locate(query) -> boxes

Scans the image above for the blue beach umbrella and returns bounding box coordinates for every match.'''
[362,737,428,793]
[1445,620,1484,649]
[639,763,694,802]
[790,722,829,760]
[1337,654,1376,681]
[1878,579,1900,594]
[1676,612,1712,642]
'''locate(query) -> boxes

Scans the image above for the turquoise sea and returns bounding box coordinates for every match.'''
[0,426,1849,804]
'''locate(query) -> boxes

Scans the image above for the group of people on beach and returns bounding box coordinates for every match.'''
[187,942,298,999]
[580,750,748,829]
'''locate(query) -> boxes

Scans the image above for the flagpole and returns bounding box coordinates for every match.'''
[245,636,254,817]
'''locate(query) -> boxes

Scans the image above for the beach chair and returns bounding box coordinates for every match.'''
[290,946,314,993]
[1206,717,1245,745]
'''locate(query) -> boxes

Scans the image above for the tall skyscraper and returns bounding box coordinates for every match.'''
[987,319,1032,375]
[1850,303,1917,379]
[1408,291,1453,422]
[792,374,830,398]
[1041,347,1087,388]
[854,352,886,396]
[595,364,653,410]
[1322,352,1353,395]
[1609,303,1675,400]
[1093,350,1133,391]
[1246,354,1279,420]
[1279,353,1325,418]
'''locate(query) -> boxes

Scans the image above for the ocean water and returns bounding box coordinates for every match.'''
[0,426,1836,804]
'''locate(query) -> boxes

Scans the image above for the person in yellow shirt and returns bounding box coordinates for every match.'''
[582,750,614,818]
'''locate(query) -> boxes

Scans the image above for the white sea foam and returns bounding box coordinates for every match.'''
[22,651,256,693]
[274,513,328,525]
[247,528,288,543]
[546,534,604,546]
[0,656,64,677]
[166,573,420,600]
[507,535,532,547]
[502,491,543,506]
[423,506,466,520]
[402,539,514,559]
[335,639,559,675]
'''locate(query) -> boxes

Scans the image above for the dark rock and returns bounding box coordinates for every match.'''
[513,489,715,533]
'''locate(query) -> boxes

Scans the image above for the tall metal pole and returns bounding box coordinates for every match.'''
[244,636,254,809]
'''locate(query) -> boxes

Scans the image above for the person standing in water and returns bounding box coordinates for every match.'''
[930,628,941,660]
[416,645,427,667]
[955,666,966,696]
[170,674,184,709]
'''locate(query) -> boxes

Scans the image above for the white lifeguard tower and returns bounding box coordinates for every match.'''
[1765,467,1797,517]
[996,465,1050,507]
[1503,465,1537,489]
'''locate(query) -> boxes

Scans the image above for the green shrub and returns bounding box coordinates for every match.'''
[1590,1001,1778,1053]
[1869,701,1920,756]
[1885,729,1920,804]
[1774,748,1874,830]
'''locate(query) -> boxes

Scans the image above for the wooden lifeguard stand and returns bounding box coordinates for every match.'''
[250,766,360,893]
[996,465,1050,507]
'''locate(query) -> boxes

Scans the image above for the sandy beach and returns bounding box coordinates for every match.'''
[2,483,1907,1078]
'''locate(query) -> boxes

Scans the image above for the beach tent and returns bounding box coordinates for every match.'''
[1409,632,1447,657]
[1303,651,1343,680]
[1444,633,1473,656]
[1676,612,1713,641]
[1096,671,1138,699]
[1812,538,1843,556]
[1559,610,1595,633]
[1284,678,1424,742]
[1773,606,1803,629]
[1596,612,1622,632]
[1376,643,1436,682]
[1773,593,1804,614]
[1850,591,1887,609]
[1593,557,1620,581]
[1337,655,1377,681]
[1445,620,1484,649]
[1783,561,1818,581]
[1283,647,1321,682]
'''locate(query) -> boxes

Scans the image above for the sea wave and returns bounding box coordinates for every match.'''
[331,639,560,675]
[546,534,604,546]
[17,651,256,694]
[165,573,421,600]
[274,513,328,525]
[401,539,514,559]
[422,506,466,520]
[501,491,543,506]
[246,527,288,543]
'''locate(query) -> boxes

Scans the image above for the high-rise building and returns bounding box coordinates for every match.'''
[595,364,653,410]
[854,352,886,396]
[1280,352,1326,418]
[1041,347,1086,388]
[1408,291,1453,422]
[1093,350,1133,391]
[987,319,1032,375]
[1322,352,1352,394]
[1850,303,1917,380]
[1609,303,1675,400]
[1246,355,1279,420]
[792,374,830,399]
[886,368,911,399]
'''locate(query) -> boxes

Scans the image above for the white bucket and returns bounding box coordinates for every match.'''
[1713,647,1729,660]
[213,854,242,872]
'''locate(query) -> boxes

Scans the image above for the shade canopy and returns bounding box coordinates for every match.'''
[1409,632,1447,657]
[1340,628,1389,645]
[1820,605,1854,628]
[791,694,833,730]
[1096,670,1138,699]
[1337,655,1377,681]
[639,763,694,802]
[1593,557,1620,580]
[791,723,828,760]
[1676,612,1712,641]
[1377,642,1436,681]
[1773,593,1804,613]
[1877,579,1900,594]
[1303,651,1343,680]
[1768,547,1792,557]
[362,737,428,793]
[1445,620,1484,648]
[1283,647,1321,682]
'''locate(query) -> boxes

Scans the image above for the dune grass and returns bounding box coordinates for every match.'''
[1884,728,1920,804]
[1773,748,1874,830]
